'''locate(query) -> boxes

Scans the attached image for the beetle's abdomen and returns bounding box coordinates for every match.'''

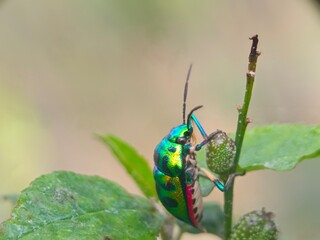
[154,161,203,228]
[154,138,184,177]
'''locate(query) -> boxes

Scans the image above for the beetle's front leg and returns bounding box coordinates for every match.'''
[199,167,245,192]
[188,130,222,153]
[194,130,223,151]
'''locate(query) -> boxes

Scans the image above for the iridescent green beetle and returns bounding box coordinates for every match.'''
[153,65,237,229]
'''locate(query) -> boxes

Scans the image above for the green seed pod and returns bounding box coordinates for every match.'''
[205,131,236,175]
[230,209,279,240]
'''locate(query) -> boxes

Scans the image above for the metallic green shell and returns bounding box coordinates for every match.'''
[154,124,203,228]
[153,166,189,222]
[153,140,182,177]
[153,124,191,177]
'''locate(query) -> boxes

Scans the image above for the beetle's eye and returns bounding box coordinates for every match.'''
[184,131,191,137]
[176,137,187,144]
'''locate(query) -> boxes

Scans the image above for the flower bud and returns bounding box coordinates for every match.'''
[205,132,236,175]
[230,209,278,240]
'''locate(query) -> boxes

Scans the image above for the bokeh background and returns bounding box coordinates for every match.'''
[0,1,320,239]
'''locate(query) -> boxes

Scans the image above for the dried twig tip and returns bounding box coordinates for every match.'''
[249,34,258,40]
[249,34,259,60]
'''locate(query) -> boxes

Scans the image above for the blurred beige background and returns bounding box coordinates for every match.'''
[0,1,319,239]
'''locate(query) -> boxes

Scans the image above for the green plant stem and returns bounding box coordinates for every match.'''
[223,35,260,240]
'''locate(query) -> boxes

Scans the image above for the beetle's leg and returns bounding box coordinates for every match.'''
[223,171,246,191]
[199,167,225,191]
[185,154,197,166]
[189,130,222,153]
[194,130,223,151]
[199,167,245,192]
[189,114,224,151]
[190,114,208,139]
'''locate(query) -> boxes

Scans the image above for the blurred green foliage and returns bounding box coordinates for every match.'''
[0,1,319,239]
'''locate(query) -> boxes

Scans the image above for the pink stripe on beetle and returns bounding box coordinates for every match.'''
[185,184,201,228]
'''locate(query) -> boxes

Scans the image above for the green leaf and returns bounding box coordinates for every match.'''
[239,124,320,171]
[197,150,216,196]
[0,171,164,240]
[99,135,156,198]
[199,176,215,197]
[177,202,224,237]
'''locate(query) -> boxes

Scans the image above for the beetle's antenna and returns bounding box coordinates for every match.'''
[183,64,193,124]
[187,105,203,130]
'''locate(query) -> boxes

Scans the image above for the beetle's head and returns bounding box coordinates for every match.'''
[168,124,192,145]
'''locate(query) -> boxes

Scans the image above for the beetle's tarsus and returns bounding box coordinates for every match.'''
[194,130,222,151]
[224,171,246,191]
